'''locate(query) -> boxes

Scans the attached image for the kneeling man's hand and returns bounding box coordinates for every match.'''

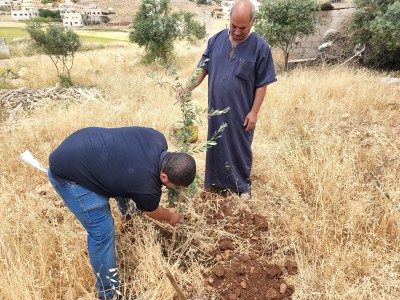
[145,206,180,226]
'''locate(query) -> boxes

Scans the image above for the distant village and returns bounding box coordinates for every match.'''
[0,0,264,27]
[0,0,112,27]
[0,0,349,28]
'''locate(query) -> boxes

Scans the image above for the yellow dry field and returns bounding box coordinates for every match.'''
[75,29,130,42]
[1,35,400,299]
[0,20,26,28]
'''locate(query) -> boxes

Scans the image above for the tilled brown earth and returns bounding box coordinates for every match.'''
[157,191,298,300]
[199,194,296,300]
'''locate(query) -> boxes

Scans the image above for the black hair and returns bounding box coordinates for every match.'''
[162,152,196,187]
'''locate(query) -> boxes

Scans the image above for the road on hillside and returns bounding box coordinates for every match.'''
[195,6,212,35]
[0,59,11,66]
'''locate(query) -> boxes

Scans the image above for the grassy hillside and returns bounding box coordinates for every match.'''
[1,35,400,300]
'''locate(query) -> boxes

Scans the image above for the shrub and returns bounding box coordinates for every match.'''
[321,2,334,11]
[255,0,319,71]
[26,22,81,87]
[38,9,60,19]
[129,0,205,64]
[349,0,400,69]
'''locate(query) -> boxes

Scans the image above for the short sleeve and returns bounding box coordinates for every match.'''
[130,193,160,212]
[255,44,277,88]
[197,38,212,71]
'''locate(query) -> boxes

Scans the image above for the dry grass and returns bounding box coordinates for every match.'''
[1,34,400,300]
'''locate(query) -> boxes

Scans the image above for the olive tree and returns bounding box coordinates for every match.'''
[350,0,400,69]
[255,0,319,71]
[26,22,80,87]
[129,0,205,64]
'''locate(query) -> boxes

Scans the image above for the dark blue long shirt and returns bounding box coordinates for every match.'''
[49,127,168,211]
[199,29,277,193]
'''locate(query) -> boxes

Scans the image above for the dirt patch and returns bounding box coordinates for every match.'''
[207,253,295,300]
[155,192,297,300]
[201,196,295,300]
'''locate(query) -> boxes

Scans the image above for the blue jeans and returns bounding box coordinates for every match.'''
[48,171,129,299]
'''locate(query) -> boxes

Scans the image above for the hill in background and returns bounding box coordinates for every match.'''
[80,0,206,24]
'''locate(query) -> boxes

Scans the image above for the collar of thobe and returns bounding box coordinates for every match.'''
[227,29,252,47]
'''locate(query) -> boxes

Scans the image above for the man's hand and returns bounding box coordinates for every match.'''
[175,87,191,102]
[243,110,257,132]
[175,68,208,102]
[167,210,180,226]
[145,206,180,226]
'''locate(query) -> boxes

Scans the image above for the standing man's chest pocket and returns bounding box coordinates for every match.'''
[235,60,254,81]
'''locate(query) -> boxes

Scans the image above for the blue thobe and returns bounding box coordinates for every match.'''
[199,29,277,193]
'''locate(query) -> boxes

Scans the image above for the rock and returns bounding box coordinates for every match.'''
[228,288,241,299]
[341,113,351,120]
[285,260,298,275]
[338,120,348,128]
[212,264,225,277]
[280,283,288,294]
[253,214,268,230]
[265,287,280,300]
[265,264,282,279]
[232,262,246,275]
[218,238,234,250]
[18,67,29,78]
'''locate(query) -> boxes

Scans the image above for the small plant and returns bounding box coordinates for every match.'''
[149,59,229,206]
[0,67,18,89]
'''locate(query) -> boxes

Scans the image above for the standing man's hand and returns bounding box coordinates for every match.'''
[244,86,267,132]
[243,111,257,132]
[175,87,190,102]
[175,68,208,102]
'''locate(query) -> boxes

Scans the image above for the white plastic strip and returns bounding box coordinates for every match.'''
[20,149,48,173]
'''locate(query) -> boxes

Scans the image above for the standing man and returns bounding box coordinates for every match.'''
[48,126,196,300]
[188,0,277,199]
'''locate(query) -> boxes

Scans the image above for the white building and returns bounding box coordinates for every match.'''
[220,0,234,16]
[20,0,40,10]
[10,0,40,21]
[11,9,38,20]
[60,0,109,27]
[0,1,12,7]
[84,4,107,24]
[62,11,84,27]
[59,0,85,26]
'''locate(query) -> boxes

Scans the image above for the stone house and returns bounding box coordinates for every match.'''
[60,0,109,27]
[10,0,40,21]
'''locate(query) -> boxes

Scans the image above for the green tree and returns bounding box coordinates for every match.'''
[129,0,205,64]
[179,11,207,42]
[350,0,400,69]
[255,0,319,71]
[38,9,61,19]
[26,22,81,87]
